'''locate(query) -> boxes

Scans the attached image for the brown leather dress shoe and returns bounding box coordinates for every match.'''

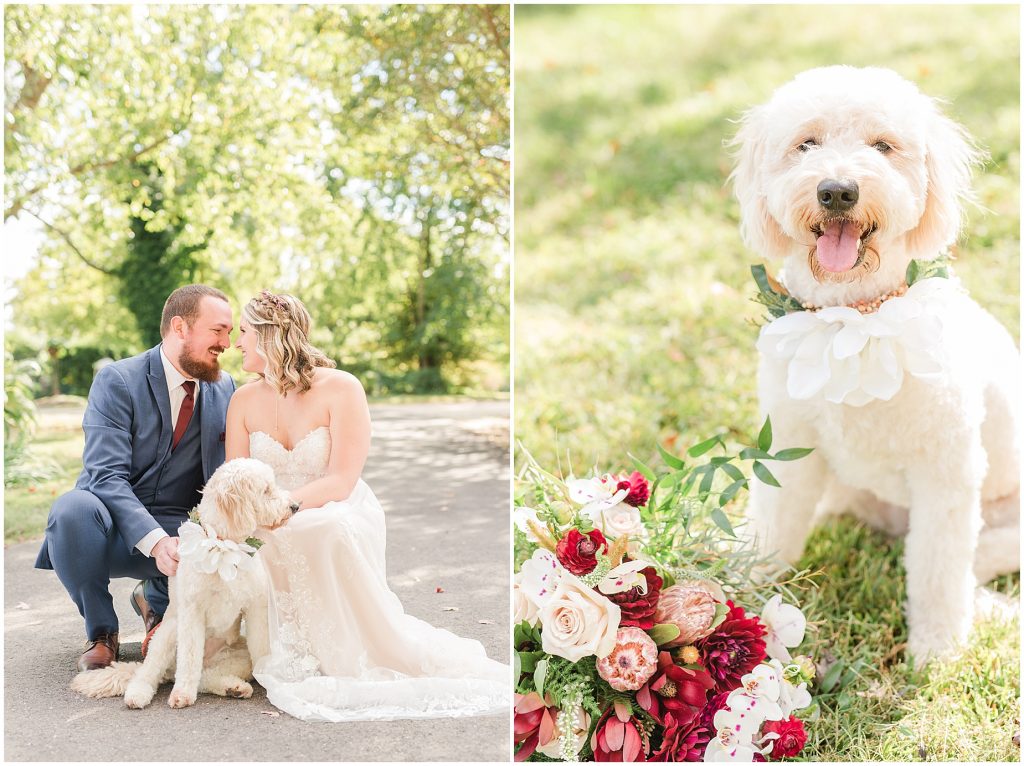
[78,632,119,671]
[131,581,163,634]
[131,581,163,658]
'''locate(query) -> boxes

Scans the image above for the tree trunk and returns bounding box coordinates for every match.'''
[417,207,433,371]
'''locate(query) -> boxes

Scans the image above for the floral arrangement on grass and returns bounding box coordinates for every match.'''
[514,419,818,762]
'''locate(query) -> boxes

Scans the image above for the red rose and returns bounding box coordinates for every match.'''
[695,601,766,691]
[636,651,715,725]
[591,704,650,762]
[607,566,663,629]
[617,471,650,507]
[555,528,608,575]
[762,716,807,760]
[650,710,712,762]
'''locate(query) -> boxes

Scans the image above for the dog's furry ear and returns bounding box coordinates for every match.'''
[905,105,984,259]
[729,106,791,259]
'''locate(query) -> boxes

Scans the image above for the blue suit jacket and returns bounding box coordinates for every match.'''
[35,344,235,567]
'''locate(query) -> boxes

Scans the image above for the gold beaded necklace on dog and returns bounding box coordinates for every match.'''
[799,283,909,314]
[752,253,952,321]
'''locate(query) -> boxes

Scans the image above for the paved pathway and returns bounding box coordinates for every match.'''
[4,401,510,762]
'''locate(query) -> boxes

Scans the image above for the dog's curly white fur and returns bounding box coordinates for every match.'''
[70,458,294,707]
[732,66,1020,666]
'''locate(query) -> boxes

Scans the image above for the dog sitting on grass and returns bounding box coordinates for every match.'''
[70,458,293,708]
[731,66,1020,666]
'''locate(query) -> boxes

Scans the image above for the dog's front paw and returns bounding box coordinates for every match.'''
[225,680,253,699]
[167,686,197,709]
[124,681,156,709]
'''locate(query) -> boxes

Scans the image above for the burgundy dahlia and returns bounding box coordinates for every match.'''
[636,651,715,725]
[698,691,730,733]
[763,716,808,760]
[555,528,608,575]
[694,601,766,691]
[617,471,650,507]
[607,566,663,629]
[650,710,712,762]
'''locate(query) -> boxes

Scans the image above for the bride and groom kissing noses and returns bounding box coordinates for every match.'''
[35,283,508,722]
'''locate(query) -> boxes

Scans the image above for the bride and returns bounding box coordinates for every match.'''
[224,290,508,722]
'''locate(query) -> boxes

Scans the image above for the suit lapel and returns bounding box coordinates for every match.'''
[146,345,173,456]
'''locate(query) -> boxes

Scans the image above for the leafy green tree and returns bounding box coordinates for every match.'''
[5,4,509,393]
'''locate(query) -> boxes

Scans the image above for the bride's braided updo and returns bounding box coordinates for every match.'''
[243,290,336,395]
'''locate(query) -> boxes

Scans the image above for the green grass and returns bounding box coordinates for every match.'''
[4,403,86,544]
[514,5,1019,762]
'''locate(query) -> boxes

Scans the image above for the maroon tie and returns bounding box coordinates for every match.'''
[172,381,196,451]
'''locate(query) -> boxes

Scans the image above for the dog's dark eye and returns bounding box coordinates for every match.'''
[873,141,893,154]
[797,138,818,152]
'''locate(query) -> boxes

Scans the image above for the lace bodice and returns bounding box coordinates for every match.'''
[249,427,330,491]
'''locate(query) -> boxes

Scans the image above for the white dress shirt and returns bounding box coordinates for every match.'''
[135,347,198,558]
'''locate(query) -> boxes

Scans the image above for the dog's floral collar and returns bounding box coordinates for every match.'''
[752,254,952,319]
[177,520,259,582]
[757,277,957,406]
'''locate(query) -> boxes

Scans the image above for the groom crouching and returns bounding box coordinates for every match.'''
[35,284,236,671]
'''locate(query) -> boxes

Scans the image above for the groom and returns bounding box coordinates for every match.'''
[35,284,236,671]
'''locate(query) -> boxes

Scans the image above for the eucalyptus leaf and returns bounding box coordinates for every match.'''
[629,454,657,481]
[710,506,738,537]
[717,479,746,509]
[709,602,729,631]
[758,415,773,452]
[687,434,721,458]
[753,461,781,487]
[772,447,814,461]
[656,442,686,470]
[534,657,548,698]
[719,462,745,482]
[648,623,682,646]
[739,447,774,461]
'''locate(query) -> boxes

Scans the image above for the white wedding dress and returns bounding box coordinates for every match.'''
[248,427,509,722]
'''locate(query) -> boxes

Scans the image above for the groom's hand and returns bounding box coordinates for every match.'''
[153,537,180,576]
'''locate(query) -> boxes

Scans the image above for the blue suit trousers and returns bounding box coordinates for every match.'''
[43,489,180,640]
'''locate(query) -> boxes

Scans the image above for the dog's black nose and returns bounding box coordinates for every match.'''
[817,178,859,212]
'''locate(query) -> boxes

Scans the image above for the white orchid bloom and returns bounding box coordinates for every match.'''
[767,659,813,717]
[596,559,652,595]
[727,665,784,722]
[513,505,543,541]
[516,548,565,607]
[566,474,621,504]
[703,737,758,763]
[704,708,760,762]
[760,595,807,663]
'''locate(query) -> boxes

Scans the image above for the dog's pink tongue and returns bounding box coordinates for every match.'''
[815,220,861,272]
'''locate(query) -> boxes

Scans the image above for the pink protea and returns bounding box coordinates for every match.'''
[654,581,720,648]
[597,627,659,691]
[617,471,650,507]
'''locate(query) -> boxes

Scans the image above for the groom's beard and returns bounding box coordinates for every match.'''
[178,341,224,383]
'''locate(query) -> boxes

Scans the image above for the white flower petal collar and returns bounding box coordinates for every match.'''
[757,278,956,406]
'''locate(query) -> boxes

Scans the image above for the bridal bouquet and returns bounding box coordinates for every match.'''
[514,422,817,762]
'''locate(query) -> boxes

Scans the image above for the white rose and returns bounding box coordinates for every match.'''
[538,572,621,662]
[513,572,540,626]
[587,501,646,544]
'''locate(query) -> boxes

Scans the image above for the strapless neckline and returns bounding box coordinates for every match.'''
[250,426,329,453]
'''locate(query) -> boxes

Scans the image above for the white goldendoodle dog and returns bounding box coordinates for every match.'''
[70,458,294,707]
[731,66,1020,665]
